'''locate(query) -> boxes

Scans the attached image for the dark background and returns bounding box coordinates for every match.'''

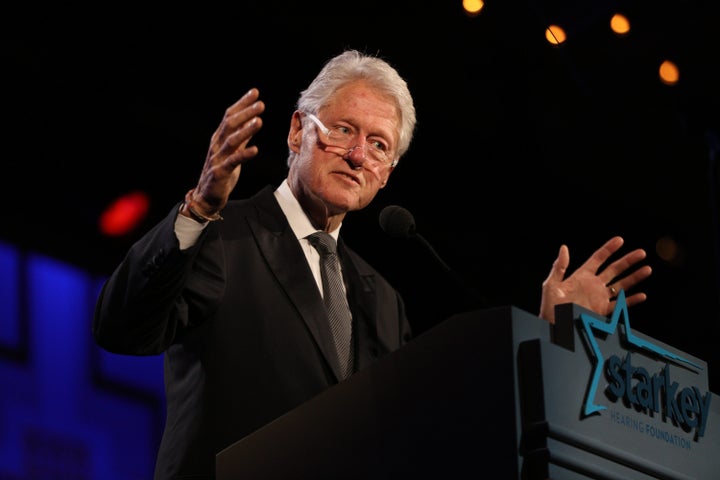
[3,1,720,386]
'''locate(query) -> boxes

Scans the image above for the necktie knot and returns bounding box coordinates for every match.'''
[308,231,337,256]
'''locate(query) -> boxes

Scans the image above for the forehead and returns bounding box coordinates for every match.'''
[321,80,400,131]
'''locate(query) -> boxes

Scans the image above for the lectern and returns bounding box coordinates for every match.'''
[216,299,720,479]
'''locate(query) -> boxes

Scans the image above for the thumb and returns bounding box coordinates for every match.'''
[544,244,569,285]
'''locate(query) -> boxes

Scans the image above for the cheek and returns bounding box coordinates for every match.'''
[358,170,388,204]
[374,168,392,189]
[365,166,389,186]
[297,150,324,179]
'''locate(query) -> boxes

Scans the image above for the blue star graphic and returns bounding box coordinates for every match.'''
[579,289,703,416]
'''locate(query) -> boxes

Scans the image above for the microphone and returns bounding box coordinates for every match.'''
[378,205,452,272]
[378,205,486,309]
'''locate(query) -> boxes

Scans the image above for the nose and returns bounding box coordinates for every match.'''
[344,145,367,169]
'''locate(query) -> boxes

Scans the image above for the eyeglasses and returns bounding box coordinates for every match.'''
[305,113,398,168]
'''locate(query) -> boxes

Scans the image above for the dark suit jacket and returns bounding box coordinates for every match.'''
[93,185,412,479]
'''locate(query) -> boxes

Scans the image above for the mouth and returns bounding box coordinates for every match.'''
[333,171,361,186]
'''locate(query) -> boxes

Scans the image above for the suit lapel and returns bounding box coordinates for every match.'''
[338,240,379,372]
[339,244,377,328]
[247,189,344,381]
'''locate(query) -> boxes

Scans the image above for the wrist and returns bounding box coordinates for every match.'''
[181,189,223,224]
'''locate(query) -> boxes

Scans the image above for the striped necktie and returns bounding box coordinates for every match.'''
[307,232,354,379]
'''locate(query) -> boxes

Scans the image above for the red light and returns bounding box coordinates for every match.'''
[99,191,151,236]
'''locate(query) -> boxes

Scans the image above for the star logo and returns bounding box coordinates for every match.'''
[578,289,703,416]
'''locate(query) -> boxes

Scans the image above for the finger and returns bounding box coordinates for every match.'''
[577,236,624,277]
[609,264,652,293]
[601,248,648,284]
[543,244,569,286]
[217,113,263,155]
[222,117,263,168]
[233,145,259,165]
[226,88,262,115]
[624,292,648,308]
[603,291,647,316]
[213,91,265,146]
[228,99,265,128]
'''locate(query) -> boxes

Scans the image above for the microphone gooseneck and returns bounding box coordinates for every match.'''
[379,205,451,272]
[378,205,486,304]
[378,205,489,310]
[378,205,488,310]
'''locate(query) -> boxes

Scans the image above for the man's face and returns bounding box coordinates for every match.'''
[288,80,400,220]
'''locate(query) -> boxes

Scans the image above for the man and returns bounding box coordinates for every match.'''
[93,49,651,479]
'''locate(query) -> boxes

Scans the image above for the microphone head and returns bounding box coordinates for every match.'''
[379,205,416,239]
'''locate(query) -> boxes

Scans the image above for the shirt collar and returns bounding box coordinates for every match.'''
[274,179,341,242]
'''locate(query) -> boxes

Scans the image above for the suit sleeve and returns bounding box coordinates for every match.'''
[92,204,225,355]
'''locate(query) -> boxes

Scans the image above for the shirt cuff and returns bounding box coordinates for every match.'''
[175,208,207,250]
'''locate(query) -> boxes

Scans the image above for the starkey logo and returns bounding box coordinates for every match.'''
[578,289,712,440]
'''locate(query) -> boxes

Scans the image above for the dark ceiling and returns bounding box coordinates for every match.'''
[4,2,720,385]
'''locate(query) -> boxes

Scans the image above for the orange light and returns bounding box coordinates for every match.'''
[462,0,484,16]
[99,191,151,236]
[545,25,567,45]
[659,60,680,85]
[610,13,630,35]
[656,236,678,262]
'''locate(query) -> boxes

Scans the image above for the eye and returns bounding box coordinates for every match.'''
[369,138,389,153]
[329,125,353,139]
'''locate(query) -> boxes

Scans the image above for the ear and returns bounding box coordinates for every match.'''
[287,111,303,153]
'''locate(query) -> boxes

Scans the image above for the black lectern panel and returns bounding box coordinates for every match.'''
[216,306,544,479]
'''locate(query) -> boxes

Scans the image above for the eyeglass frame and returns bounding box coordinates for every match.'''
[304,112,399,168]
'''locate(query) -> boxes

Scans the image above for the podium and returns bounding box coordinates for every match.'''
[216,303,720,479]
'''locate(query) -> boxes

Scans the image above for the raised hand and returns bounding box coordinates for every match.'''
[539,236,653,323]
[188,88,266,218]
